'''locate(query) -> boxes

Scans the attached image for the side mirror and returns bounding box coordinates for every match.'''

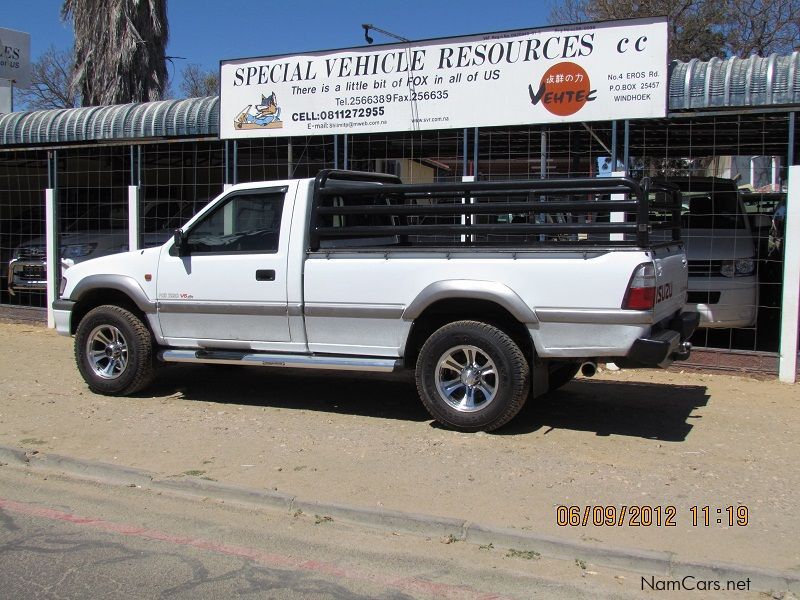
[173,229,189,256]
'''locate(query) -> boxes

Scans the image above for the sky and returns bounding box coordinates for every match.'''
[3,0,555,90]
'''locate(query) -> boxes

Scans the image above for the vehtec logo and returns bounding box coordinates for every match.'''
[528,61,597,117]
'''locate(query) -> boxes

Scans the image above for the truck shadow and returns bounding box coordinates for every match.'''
[149,366,708,442]
[149,364,430,423]
[502,379,709,441]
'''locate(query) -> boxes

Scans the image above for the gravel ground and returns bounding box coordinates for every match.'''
[0,322,798,573]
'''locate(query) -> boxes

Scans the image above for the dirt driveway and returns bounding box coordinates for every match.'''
[0,322,798,573]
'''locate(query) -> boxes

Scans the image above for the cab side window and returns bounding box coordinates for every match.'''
[185,191,284,254]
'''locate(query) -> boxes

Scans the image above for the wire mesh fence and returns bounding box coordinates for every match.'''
[0,150,49,312]
[56,146,130,285]
[628,114,793,361]
[139,141,226,249]
[0,112,794,369]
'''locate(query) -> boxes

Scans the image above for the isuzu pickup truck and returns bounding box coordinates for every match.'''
[53,170,698,432]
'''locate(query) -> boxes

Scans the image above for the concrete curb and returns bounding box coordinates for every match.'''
[1,444,797,593]
[150,477,294,512]
[465,522,674,576]
[290,497,468,540]
[34,453,154,487]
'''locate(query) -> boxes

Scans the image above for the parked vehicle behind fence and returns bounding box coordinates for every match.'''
[7,201,188,297]
[656,177,758,329]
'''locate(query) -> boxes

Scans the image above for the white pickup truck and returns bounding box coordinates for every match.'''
[53,170,698,432]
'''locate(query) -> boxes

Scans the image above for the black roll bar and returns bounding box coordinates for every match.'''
[309,170,683,251]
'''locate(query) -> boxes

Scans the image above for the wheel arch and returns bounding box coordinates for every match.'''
[402,296,536,370]
[69,275,155,335]
[402,280,538,324]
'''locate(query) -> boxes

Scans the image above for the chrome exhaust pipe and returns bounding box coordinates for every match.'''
[673,341,692,361]
[580,361,597,377]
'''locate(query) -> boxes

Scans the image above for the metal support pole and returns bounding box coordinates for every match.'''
[45,150,58,328]
[473,127,479,178]
[343,134,349,170]
[779,165,800,382]
[539,127,547,242]
[610,170,625,242]
[788,112,795,172]
[130,144,136,184]
[128,145,140,252]
[224,140,229,186]
[461,129,476,242]
[128,186,140,252]
[623,120,630,176]
[287,138,293,179]
[462,129,468,177]
[540,127,547,178]
[232,140,238,185]
[611,120,618,170]
[334,135,339,170]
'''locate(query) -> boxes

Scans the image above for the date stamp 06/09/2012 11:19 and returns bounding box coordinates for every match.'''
[556,505,750,528]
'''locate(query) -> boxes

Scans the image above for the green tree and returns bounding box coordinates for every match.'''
[62,0,169,106]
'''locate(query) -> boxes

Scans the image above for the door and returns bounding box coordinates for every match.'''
[157,186,292,345]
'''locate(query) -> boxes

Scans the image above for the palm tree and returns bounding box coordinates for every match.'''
[62,0,169,106]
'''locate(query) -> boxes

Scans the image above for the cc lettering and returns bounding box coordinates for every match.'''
[617,36,649,53]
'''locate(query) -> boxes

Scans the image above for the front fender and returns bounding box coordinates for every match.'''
[69,274,156,314]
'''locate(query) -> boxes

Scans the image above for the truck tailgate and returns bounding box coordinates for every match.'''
[651,245,689,323]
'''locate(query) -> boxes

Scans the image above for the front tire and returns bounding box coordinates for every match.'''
[415,321,530,432]
[75,305,155,395]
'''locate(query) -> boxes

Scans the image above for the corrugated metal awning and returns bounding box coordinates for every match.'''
[669,52,800,111]
[0,52,798,147]
[0,96,219,145]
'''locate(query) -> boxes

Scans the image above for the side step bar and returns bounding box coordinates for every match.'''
[158,349,400,372]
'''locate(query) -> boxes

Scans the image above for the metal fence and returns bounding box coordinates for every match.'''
[0,113,796,373]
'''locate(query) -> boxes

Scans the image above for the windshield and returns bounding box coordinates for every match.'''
[670,181,747,230]
[64,203,128,232]
[681,190,746,230]
[62,202,189,234]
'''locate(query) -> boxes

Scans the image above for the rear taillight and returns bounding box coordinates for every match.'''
[622,263,656,310]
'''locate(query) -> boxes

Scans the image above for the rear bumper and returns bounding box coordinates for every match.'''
[687,276,757,328]
[620,311,700,368]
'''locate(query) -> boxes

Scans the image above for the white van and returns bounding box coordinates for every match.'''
[659,177,757,328]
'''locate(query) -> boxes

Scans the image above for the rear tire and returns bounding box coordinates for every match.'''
[415,321,530,432]
[75,305,155,395]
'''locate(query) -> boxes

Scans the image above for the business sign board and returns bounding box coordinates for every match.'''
[0,27,31,88]
[220,17,667,139]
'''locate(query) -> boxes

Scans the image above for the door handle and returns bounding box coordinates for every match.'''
[255,269,275,281]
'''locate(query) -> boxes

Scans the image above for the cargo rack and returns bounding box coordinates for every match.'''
[309,170,682,251]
